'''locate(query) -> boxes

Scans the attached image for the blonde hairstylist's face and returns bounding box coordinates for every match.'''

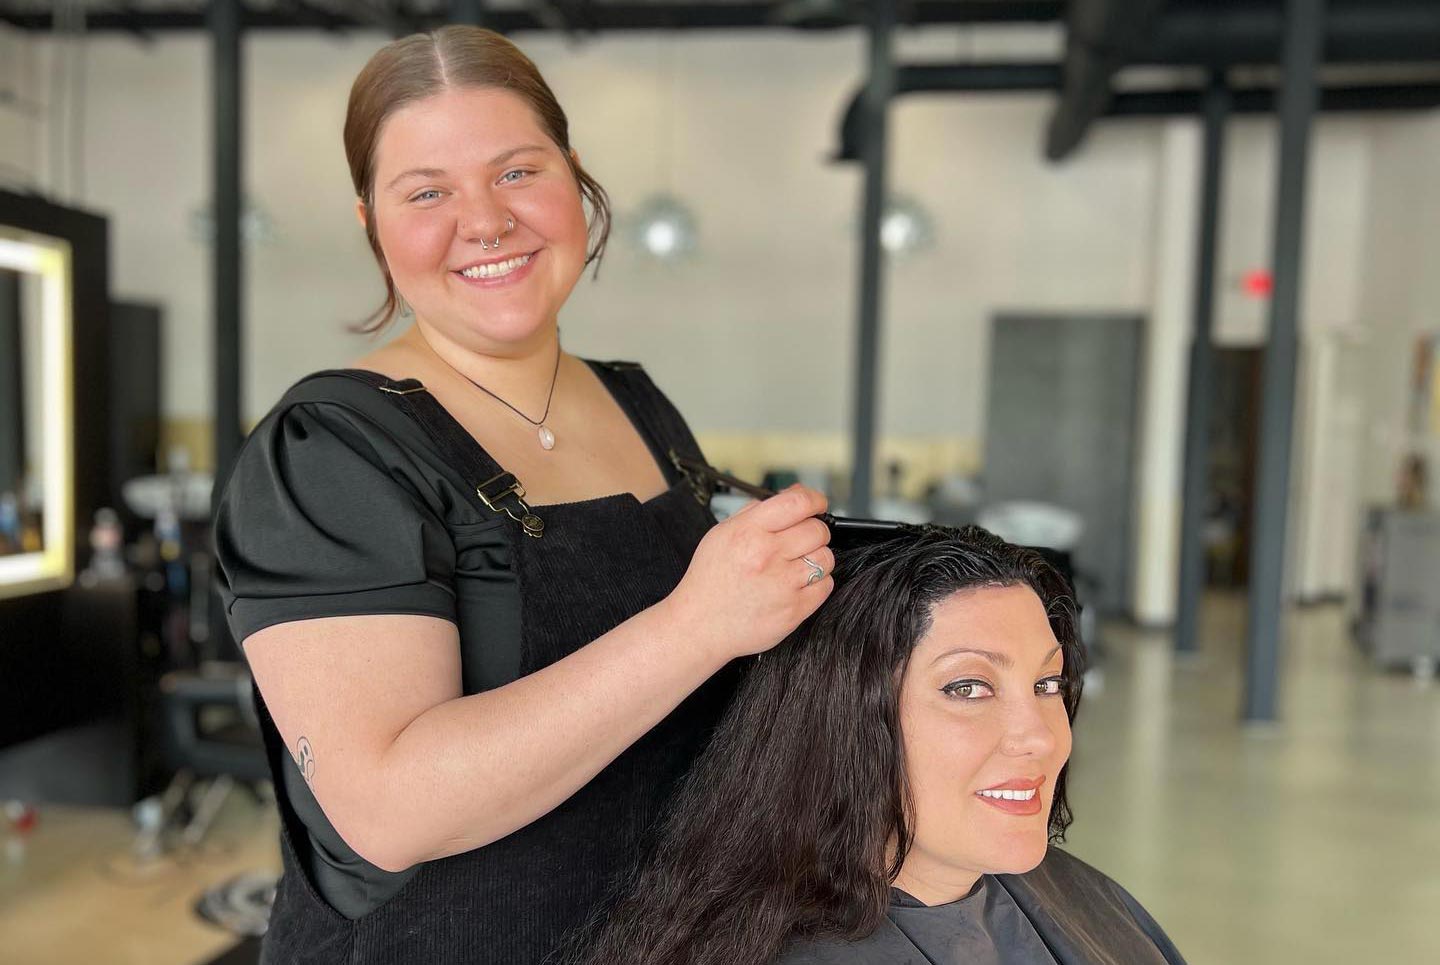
[362,86,590,352]
[895,584,1072,902]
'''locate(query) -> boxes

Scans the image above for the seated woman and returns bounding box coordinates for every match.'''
[580,526,1186,965]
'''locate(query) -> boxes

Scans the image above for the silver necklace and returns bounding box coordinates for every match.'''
[448,338,562,451]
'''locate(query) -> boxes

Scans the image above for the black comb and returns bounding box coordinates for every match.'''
[668,451,937,548]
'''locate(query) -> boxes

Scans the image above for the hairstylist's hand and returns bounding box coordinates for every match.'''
[664,485,834,662]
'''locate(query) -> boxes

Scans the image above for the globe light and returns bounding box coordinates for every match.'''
[645,219,681,257]
[879,195,936,257]
[629,195,698,262]
[189,197,277,246]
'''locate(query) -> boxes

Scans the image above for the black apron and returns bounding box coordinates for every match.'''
[254,362,738,964]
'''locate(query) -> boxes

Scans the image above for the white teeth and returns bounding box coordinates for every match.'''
[460,254,530,279]
[978,788,1037,802]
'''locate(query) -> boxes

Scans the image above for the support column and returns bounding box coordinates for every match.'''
[1243,0,1326,722]
[849,0,896,517]
[1175,73,1231,654]
[209,0,243,657]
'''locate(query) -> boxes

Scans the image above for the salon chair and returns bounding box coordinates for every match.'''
[161,664,269,782]
[147,662,270,852]
[151,663,279,945]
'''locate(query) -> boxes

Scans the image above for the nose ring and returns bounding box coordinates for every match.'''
[479,216,516,250]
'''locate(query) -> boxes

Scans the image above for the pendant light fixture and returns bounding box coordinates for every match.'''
[629,34,699,262]
[879,194,936,257]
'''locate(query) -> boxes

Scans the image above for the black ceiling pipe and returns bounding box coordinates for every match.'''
[1145,0,1440,67]
[1045,0,1170,161]
[0,1,1066,34]
[449,0,486,27]
[273,0,350,33]
[833,63,1062,161]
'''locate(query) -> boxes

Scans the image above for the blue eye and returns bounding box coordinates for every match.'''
[942,679,995,700]
[499,169,532,184]
[409,189,443,203]
[1035,676,1065,697]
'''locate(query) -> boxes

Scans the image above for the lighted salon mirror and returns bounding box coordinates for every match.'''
[0,228,74,598]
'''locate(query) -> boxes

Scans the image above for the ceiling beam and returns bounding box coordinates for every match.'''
[1047,0,1440,160]
[1144,0,1440,67]
[832,61,1440,161]
[0,0,1065,33]
[1108,82,1440,116]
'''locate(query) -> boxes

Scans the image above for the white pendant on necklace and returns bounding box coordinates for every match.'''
[538,425,556,451]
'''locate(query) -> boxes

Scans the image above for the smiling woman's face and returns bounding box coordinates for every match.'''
[895,583,1072,902]
[363,85,590,353]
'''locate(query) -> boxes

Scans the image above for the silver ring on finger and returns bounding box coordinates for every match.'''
[801,555,825,587]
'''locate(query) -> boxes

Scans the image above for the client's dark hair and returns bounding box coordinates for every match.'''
[578,526,1086,965]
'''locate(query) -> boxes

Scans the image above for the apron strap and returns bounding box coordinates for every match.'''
[306,361,702,538]
[588,360,709,486]
[305,369,544,539]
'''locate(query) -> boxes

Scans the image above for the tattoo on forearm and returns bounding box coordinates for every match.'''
[296,736,316,787]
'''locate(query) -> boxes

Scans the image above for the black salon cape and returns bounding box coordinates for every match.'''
[776,848,1187,965]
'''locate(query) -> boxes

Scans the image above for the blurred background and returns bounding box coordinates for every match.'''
[0,1,1437,962]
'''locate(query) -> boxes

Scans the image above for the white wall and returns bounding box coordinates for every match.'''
[13,25,1439,616]
[0,25,44,192]
[1098,112,1384,618]
[1206,116,1379,602]
[884,95,1159,445]
[1354,113,1440,509]
[1130,119,1198,626]
[1212,117,1375,347]
[55,30,1163,438]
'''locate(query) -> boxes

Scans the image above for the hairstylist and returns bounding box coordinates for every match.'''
[214,26,833,965]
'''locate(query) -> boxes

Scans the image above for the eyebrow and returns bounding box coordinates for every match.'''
[386,167,446,192]
[384,145,550,193]
[489,143,548,166]
[929,644,1062,670]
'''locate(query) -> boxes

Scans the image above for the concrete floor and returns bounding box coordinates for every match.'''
[1064,594,1440,964]
[1,595,1436,963]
